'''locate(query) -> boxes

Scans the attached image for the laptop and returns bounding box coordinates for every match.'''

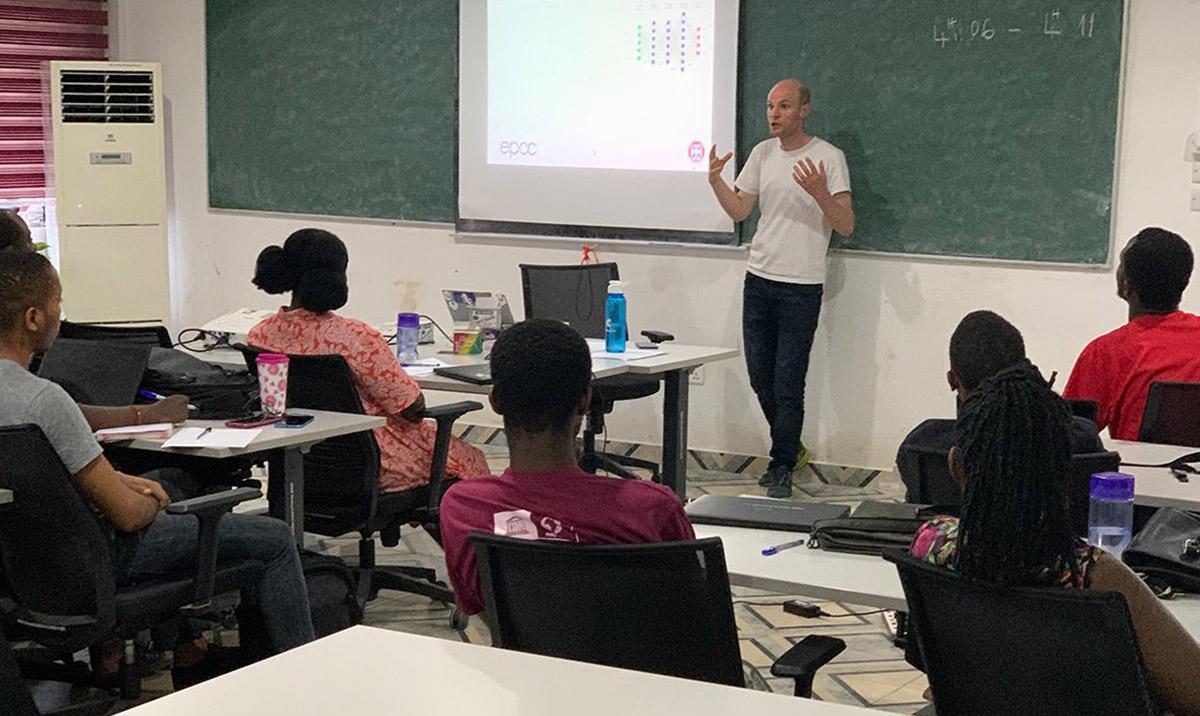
[432,363,493,386]
[685,495,850,533]
[442,290,516,329]
[37,338,151,406]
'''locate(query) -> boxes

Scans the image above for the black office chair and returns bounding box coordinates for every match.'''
[896,442,962,506]
[58,320,172,349]
[0,425,263,699]
[471,534,845,697]
[520,263,667,481]
[0,623,39,716]
[884,549,1156,716]
[241,350,482,615]
[1138,381,1200,448]
[1062,451,1122,537]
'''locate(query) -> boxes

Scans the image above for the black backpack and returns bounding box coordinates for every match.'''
[142,348,258,419]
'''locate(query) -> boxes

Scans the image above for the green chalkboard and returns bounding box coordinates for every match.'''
[206,0,456,222]
[738,0,1124,264]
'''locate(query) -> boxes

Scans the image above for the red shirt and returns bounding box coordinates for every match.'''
[1063,311,1200,440]
[439,467,695,615]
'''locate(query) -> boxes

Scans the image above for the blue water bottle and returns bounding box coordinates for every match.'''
[396,312,420,365]
[604,280,627,353]
[1088,472,1134,558]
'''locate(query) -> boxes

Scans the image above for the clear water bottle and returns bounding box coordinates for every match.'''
[396,312,420,365]
[604,280,627,353]
[1088,472,1134,558]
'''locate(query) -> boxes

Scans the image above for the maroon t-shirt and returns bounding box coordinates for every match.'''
[1064,311,1200,440]
[439,467,696,615]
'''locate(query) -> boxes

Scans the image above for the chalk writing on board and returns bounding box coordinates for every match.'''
[933,9,1097,47]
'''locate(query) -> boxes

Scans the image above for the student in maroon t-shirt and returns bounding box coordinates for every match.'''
[1064,227,1200,440]
[439,318,695,615]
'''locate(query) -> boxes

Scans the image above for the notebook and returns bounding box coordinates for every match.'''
[432,363,493,386]
[685,495,850,533]
[37,339,151,406]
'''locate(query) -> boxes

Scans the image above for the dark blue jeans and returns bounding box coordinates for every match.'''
[742,273,823,472]
[114,469,315,652]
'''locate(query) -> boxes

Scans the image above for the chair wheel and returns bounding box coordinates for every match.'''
[450,608,468,631]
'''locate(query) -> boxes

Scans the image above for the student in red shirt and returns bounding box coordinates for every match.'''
[1064,227,1200,440]
[439,318,695,615]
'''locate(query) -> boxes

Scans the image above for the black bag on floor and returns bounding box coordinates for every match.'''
[300,551,363,638]
[142,347,258,419]
[239,550,363,657]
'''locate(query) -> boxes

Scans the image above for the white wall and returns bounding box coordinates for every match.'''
[113,0,1200,470]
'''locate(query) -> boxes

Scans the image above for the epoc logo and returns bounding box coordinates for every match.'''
[499,141,538,157]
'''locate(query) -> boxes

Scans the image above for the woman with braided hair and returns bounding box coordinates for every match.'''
[909,361,1200,713]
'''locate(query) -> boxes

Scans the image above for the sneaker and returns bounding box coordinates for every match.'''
[794,445,814,474]
[762,465,793,499]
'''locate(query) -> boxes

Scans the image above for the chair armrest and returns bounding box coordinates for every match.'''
[770,635,846,698]
[421,401,484,515]
[640,330,674,344]
[166,487,262,608]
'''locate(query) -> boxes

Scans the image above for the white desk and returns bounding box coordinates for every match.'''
[694,524,1200,640]
[122,409,384,545]
[419,343,740,499]
[1108,439,1200,512]
[123,625,887,715]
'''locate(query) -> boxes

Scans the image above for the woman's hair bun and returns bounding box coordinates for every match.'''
[252,245,292,294]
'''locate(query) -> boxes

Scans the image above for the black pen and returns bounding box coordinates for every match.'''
[197,427,213,439]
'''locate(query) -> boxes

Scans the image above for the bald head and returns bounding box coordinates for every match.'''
[770,79,811,107]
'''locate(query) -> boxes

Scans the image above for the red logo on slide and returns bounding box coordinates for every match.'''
[688,141,705,162]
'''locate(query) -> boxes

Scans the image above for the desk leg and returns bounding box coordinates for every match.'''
[283,446,305,547]
[662,369,689,500]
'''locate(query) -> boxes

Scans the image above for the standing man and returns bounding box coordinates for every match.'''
[709,79,854,498]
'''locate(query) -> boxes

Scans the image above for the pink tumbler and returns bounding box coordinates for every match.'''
[256,353,289,417]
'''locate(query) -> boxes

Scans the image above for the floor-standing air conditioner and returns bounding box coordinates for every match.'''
[44,60,168,323]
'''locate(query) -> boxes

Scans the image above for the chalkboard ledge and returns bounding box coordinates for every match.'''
[453,230,750,256]
[208,207,454,230]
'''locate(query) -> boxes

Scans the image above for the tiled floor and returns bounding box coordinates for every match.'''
[32,428,929,713]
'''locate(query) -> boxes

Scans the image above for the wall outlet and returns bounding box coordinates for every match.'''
[1192,186,1200,212]
[1193,163,1200,184]
[689,366,705,385]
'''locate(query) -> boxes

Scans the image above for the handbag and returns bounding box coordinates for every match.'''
[807,501,941,556]
[1123,507,1200,593]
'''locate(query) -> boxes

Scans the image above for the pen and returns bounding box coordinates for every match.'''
[196,427,212,439]
[762,538,808,556]
[139,389,198,411]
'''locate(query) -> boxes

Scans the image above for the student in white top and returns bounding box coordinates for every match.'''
[708,79,854,498]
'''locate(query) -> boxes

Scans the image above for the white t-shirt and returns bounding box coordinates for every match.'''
[735,137,851,285]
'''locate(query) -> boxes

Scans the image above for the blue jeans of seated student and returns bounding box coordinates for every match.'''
[114,469,315,652]
[742,273,823,473]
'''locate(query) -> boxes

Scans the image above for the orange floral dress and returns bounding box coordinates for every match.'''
[249,308,489,493]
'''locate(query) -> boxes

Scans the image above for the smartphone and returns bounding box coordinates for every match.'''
[225,413,284,428]
[634,341,660,350]
[276,414,315,429]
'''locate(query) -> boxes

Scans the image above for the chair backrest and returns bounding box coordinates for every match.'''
[59,320,172,349]
[0,425,117,651]
[884,549,1155,716]
[470,534,743,687]
[1138,381,1200,447]
[896,443,960,505]
[519,263,620,340]
[36,338,151,406]
[242,349,380,515]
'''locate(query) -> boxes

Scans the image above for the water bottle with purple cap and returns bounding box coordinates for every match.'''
[396,312,420,365]
[1088,472,1134,558]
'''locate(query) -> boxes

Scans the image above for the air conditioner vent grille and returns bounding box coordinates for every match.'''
[60,70,154,124]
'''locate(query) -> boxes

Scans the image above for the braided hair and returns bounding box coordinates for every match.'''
[954,361,1079,586]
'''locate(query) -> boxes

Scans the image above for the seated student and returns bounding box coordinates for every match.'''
[910,362,1200,714]
[0,251,314,656]
[0,209,189,429]
[897,310,1102,502]
[0,209,34,253]
[248,228,488,493]
[439,318,695,615]
[1064,227,1200,440]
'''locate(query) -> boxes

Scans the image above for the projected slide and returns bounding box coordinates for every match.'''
[487,0,717,172]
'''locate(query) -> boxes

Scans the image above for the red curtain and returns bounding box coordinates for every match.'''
[0,0,108,200]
